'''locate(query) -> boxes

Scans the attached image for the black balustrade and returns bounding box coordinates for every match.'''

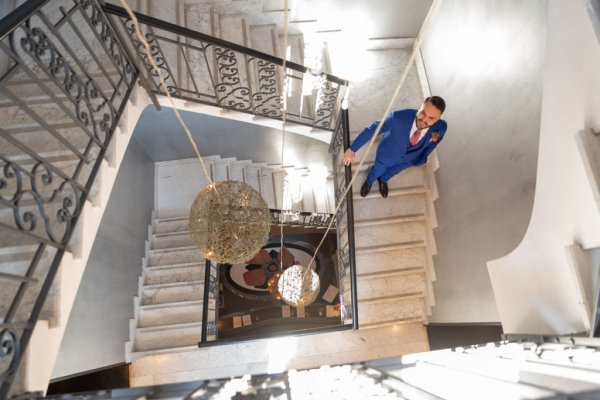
[0,0,137,396]
[101,3,349,132]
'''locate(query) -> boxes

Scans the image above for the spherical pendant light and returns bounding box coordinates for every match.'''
[189,180,270,264]
[278,264,320,307]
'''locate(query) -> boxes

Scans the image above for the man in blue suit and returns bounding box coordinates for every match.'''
[343,96,447,198]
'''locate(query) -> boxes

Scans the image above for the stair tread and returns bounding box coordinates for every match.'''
[143,280,203,290]
[353,185,428,199]
[358,291,425,303]
[356,240,426,252]
[136,320,202,333]
[145,261,205,271]
[356,266,426,278]
[140,300,203,311]
[354,213,426,226]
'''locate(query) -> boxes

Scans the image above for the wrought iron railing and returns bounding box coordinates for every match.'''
[101,3,349,131]
[0,0,137,397]
[329,106,358,329]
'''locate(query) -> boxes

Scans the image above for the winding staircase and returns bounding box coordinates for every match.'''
[0,0,440,395]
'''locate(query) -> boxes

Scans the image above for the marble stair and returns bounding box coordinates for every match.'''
[126,154,336,361]
[343,130,439,328]
[0,69,152,395]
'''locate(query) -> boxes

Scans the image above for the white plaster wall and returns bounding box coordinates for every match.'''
[52,138,154,378]
[420,0,547,323]
[487,0,600,334]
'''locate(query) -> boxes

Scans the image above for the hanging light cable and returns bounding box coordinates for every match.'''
[117,1,270,265]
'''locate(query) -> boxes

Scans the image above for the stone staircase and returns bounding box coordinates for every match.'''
[0,81,152,395]
[110,0,440,387]
[126,155,336,360]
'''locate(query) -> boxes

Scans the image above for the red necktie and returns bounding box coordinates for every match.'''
[410,129,422,146]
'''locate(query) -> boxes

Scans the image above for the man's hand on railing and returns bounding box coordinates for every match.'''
[343,149,356,166]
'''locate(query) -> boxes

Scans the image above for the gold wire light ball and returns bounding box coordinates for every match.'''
[278,264,320,307]
[189,180,270,264]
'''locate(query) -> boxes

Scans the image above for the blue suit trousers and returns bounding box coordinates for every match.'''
[367,160,412,184]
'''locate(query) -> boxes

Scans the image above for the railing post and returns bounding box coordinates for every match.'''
[200,259,211,344]
[341,105,359,330]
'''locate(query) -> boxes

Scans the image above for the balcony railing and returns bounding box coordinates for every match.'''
[101,3,349,132]
[0,0,138,397]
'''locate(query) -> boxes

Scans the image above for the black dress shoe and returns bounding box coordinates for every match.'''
[378,178,388,198]
[360,180,372,197]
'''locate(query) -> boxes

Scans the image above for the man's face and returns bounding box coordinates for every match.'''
[415,101,442,130]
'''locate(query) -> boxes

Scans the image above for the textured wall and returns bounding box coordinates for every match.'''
[421,0,547,322]
[52,138,154,378]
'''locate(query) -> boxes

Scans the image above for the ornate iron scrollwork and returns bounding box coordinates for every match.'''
[214,47,251,110]
[1,157,79,245]
[0,329,21,384]
[251,59,282,117]
[12,25,115,145]
[124,20,177,95]
[314,80,340,129]
[78,0,136,88]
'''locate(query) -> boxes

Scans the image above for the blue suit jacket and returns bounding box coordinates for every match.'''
[350,109,447,168]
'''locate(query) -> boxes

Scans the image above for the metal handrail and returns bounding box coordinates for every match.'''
[101,3,349,132]
[0,0,138,396]
[341,107,359,330]
[101,3,349,87]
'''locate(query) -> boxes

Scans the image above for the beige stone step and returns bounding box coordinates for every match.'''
[353,192,428,221]
[141,281,204,306]
[355,246,429,275]
[137,300,204,328]
[354,220,428,249]
[346,269,427,301]
[147,246,204,268]
[144,263,203,286]
[357,294,428,327]
[134,321,202,352]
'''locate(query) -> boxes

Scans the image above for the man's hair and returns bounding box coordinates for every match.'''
[424,96,446,114]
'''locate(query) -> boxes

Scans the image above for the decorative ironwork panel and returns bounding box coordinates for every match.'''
[123,20,177,95]
[103,2,347,131]
[250,58,282,118]
[212,46,251,111]
[0,0,137,397]
[314,79,340,129]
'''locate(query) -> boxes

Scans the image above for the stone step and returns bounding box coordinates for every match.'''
[244,164,265,193]
[344,163,428,188]
[358,294,427,327]
[137,300,204,328]
[250,24,281,56]
[353,192,428,221]
[153,217,188,235]
[353,185,429,201]
[144,263,203,286]
[184,3,218,36]
[211,159,234,182]
[147,246,205,268]
[134,321,203,352]
[347,270,427,302]
[355,247,429,276]
[229,160,252,182]
[141,281,204,306]
[354,220,428,248]
[354,213,426,228]
[1,123,99,158]
[260,167,278,209]
[152,231,194,250]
